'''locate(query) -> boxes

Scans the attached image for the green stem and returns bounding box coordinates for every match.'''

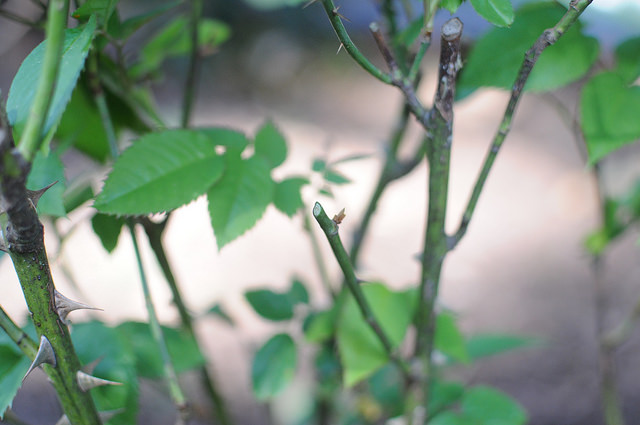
[319,0,393,85]
[0,305,38,357]
[451,0,594,248]
[312,202,411,382]
[128,223,189,421]
[17,0,69,162]
[181,0,203,128]
[303,212,336,300]
[140,218,234,425]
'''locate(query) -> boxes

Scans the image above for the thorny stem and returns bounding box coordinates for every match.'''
[181,0,203,128]
[128,223,189,423]
[450,0,594,249]
[17,0,69,162]
[312,202,412,383]
[319,0,393,85]
[0,141,102,424]
[140,218,234,425]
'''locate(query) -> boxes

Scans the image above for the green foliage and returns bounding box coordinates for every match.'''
[430,386,527,425]
[7,16,97,142]
[252,333,297,400]
[0,343,31,419]
[466,334,540,359]
[94,129,227,214]
[205,303,235,325]
[245,278,310,321]
[458,2,598,95]
[91,213,126,253]
[26,151,66,217]
[274,177,309,217]
[435,312,469,364]
[255,121,288,169]
[72,322,139,425]
[303,308,336,343]
[441,0,465,13]
[470,0,514,27]
[106,2,182,41]
[131,16,230,78]
[337,284,416,386]
[242,0,308,10]
[614,36,640,84]
[72,0,120,28]
[580,72,640,164]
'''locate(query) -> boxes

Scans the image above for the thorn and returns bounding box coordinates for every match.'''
[336,43,344,54]
[76,370,122,392]
[55,409,125,425]
[26,181,58,209]
[332,6,351,22]
[81,356,105,375]
[302,0,318,8]
[54,290,103,324]
[23,335,57,381]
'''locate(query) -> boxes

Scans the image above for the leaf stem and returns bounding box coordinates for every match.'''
[128,222,189,422]
[312,202,411,382]
[17,0,69,162]
[319,0,393,85]
[0,305,38,357]
[450,0,594,249]
[181,0,203,128]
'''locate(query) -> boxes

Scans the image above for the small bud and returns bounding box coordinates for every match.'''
[54,290,102,324]
[23,335,56,381]
[76,371,122,392]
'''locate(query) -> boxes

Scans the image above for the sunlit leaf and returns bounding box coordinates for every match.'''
[254,121,287,169]
[207,155,275,249]
[7,16,97,141]
[94,129,227,215]
[274,177,308,217]
[470,0,514,27]
[245,289,295,321]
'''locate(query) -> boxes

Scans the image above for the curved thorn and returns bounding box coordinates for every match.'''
[23,335,56,381]
[26,181,58,209]
[76,370,122,392]
[54,290,103,324]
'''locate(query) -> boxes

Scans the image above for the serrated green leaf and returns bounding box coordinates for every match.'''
[435,312,469,364]
[471,0,514,27]
[7,16,97,142]
[115,321,206,378]
[458,3,598,94]
[252,333,296,400]
[207,155,275,249]
[337,284,416,386]
[26,151,66,217]
[303,309,336,343]
[72,321,138,425]
[0,347,31,419]
[73,0,120,28]
[254,121,287,169]
[245,289,295,321]
[466,334,539,359]
[274,177,308,217]
[461,386,527,425]
[94,129,226,215]
[92,213,126,253]
[581,72,640,164]
[615,36,640,84]
[441,0,465,13]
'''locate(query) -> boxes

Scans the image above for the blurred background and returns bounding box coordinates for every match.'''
[1,0,640,424]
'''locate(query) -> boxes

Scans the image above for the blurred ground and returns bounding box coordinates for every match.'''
[1,1,640,425]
